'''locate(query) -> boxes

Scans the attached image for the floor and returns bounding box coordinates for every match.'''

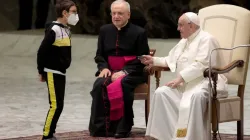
[0,30,250,139]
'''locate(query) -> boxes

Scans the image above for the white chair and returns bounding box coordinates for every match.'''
[199,4,250,140]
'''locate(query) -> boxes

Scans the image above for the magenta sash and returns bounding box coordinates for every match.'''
[106,56,136,120]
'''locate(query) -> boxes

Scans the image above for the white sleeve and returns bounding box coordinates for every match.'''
[152,56,169,67]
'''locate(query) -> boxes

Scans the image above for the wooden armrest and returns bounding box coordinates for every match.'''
[143,65,169,88]
[144,65,170,75]
[204,60,244,77]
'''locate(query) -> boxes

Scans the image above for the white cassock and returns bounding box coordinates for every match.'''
[145,29,228,140]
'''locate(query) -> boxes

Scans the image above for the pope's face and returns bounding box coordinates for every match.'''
[177,15,193,38]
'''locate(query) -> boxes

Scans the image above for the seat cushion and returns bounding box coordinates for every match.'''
[213,96,241,123]
[134,83,149,100]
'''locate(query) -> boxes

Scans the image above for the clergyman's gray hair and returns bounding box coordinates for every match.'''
[110,0,130,12]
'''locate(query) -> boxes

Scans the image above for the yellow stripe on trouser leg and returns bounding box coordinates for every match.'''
[43,72,57,136]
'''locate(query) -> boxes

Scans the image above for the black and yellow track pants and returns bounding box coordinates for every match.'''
[42,72,65,139]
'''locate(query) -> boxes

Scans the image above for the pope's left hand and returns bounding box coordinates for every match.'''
[165,75,184,88]
[111,71,126,82]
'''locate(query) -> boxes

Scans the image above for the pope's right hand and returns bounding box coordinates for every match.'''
[98,68,111,78]
[139,55,153,65]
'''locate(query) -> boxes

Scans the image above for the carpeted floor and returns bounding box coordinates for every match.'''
[2,128,250,140]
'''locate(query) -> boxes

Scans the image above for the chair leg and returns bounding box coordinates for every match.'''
[212,122,218,140]
[145,99,150,126]
[212,130,217,140]
[212,103,218,140]
[237,120,243,140]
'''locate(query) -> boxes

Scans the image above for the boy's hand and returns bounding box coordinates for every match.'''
[39,74,45,82]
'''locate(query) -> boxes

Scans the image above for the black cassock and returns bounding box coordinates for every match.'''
[89,22,150,137]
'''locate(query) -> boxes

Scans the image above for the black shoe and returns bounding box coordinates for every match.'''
[90,131,114,137]
[114,131,131,138]
[41,136,57,140]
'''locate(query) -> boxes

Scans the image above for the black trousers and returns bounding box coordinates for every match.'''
[35,0,52,29]
[18,0,33,30]
[42,72,65,139]
[18,0,53,30]
[89,74,147,137]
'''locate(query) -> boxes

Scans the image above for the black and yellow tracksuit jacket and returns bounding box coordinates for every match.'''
[37,22,72,75]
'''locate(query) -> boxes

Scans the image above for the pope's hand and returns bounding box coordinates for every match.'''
[165,75,184,88]
[139,55,153,65]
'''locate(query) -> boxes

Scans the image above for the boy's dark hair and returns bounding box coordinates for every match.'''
[55,0,76,18]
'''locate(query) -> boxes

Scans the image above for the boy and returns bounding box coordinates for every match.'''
[37,0,78,139]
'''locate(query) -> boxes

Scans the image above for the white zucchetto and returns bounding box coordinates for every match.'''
[184,12,200,26]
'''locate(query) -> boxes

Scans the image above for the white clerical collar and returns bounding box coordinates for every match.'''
[187,28,201,42]
[118,21,128,30]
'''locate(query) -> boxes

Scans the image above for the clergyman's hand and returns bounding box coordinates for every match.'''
[139,55,153,65]
[165,75,184,88]
[98,68,111,78]
[111,71,126,82]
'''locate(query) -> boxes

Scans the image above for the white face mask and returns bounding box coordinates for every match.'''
[67,13,79,26]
